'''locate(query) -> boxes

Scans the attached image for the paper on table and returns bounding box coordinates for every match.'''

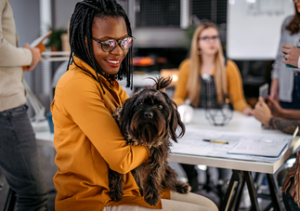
[171,127,292,163]
[22,31,52,71]
[227,137,287,157]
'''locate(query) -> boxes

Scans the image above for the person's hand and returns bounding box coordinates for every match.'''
[242,107,253,116]
[282,43,300,67]
[269,79,279,103]
[266,96,283,117]
[253,97,272,126]
[23,43,42,71]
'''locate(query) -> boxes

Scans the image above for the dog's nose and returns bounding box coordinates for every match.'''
[144,111,153,119]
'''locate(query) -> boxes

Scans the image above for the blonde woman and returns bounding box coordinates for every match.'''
[174,22,252,114]
[173,22,252,192]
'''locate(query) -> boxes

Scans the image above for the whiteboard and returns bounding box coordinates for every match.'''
[227,0,294,60]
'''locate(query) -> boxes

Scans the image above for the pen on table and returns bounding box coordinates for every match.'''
[203,139,229,144]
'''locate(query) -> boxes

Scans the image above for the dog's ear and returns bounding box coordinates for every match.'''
[161,92,185,142]
[119,94,140,136]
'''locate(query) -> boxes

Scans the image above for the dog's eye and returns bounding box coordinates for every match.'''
[157,104,163,109]
[139,102,144,107]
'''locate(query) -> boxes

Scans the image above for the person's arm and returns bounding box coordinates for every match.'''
[61,76,149,174]
[226,60,252,115]
[253,97,272,126]
[269,117,300,135]
[22,44,42,71]
[277,109,300,120]
[254,97,300,135]
[266,96,300,120]
[0,1,33,67]
[173,59,189,106]
[270,79,279,102]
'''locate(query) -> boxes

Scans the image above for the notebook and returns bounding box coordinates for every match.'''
[227,137,288,158]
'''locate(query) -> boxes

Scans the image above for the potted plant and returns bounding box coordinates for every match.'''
[45,27,67,51]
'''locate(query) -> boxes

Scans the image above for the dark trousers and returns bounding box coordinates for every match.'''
[180,164,231,192]
[280,73,300,109]
[180,164,199,192]
[0,105,48,211]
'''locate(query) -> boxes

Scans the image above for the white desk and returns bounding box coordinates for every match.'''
[169,110,293,174]
[35,109,297,211]
[168,109,296,211]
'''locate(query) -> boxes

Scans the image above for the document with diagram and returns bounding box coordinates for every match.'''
[227,138,287,157]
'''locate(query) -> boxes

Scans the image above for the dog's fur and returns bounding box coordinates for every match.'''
[109,77,190,206]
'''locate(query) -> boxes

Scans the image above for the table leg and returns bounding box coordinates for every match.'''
[232,177,245,211]
[220,170,242,211]
[244,171,260,211]
[266,174,282,211]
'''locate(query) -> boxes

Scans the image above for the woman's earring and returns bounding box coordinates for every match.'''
[197,49,201,55]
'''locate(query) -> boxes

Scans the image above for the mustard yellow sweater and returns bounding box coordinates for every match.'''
[51,56,170,211]
[173,59,250,112]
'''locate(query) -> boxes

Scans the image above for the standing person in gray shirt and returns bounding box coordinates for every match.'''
[0,0,48,210]
[270,0,300,109]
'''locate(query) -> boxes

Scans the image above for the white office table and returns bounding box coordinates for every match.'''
[167,109,298,211]
[170,110,292,174]
[35,109,297,211]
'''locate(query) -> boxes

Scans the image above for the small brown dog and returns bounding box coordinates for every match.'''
[109,77,190,206]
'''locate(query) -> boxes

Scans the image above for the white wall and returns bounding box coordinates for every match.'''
[54,0,78,28]
[10,0,40,87]
[227,0,294,60]
[10,0,40,46]
[53,0,129,29]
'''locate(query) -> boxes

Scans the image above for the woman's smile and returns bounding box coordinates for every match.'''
[105,59,121,67]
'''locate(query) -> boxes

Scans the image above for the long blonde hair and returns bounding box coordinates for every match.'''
[187,22,227,107]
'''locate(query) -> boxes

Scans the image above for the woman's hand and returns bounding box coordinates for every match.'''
[242,107,254,116]
[266,96,283,117]
[253,97,272,127]
[282,43,300,67]
[23,43,42,71]
[269,79,279,103]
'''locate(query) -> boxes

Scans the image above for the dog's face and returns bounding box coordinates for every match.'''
[119,83,185,147]
[130,89,170,146]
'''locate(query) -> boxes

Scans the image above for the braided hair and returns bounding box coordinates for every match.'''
[68,0,133,93]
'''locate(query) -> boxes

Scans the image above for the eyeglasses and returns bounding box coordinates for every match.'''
[92,36,135,52]
[199,36,219,42]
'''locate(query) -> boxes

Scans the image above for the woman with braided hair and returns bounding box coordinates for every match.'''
[51,0,218,210]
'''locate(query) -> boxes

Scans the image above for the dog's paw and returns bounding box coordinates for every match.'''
[144,193,160,206]
[176,183,191,194]
[110,191,123,202]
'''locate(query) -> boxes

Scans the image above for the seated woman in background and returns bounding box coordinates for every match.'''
[173,22,252,192]
[173,22,252,114]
